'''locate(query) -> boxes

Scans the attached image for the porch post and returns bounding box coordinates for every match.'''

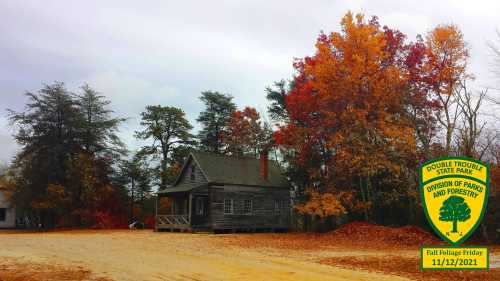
[188,193,193,226]
[154,195,158,231]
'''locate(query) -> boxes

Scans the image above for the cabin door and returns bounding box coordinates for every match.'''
[191,195,208,226]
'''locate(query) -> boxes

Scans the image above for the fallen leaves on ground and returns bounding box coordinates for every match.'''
[216,221,442,251]
[320,255,499,281]
[0,258,112,281]
[331,221,442,247]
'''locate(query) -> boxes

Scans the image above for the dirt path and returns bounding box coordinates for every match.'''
[0,230,410,281]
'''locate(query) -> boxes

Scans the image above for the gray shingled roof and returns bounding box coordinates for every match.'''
[190,151,289,188]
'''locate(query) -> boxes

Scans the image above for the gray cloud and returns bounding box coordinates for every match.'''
[1,0,499,163]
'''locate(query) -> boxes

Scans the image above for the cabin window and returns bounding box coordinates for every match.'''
[224,199,233,214]
[0,208,6,222]
[282,200,289,211]
[274,200,288,215]
[243,199,252,215]
[274,200,280,214]
[196,197,205,215]
[190,165,196,181]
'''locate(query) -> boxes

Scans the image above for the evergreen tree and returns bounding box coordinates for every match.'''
[265,80,290,123]
[8,83,81,226]
[75,84,126,156]
[7,82,127,228]
[196,91,236,154]
[135,105,193,188]
[118,152,151,221]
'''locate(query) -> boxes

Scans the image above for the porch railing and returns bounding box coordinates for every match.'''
[157,214,190,226]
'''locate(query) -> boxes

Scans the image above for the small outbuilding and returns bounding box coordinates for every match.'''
[0,189,16,229]
[155,151,291,232]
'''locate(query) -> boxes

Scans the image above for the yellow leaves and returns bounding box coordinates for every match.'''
[353,200,373,215]
[47,183,71,205]
[296,190,347,218]
[30,184,70,209]
[31,201,53,209]
[73,153,98,189]
[47,183,66,197]
[0,176,15,202]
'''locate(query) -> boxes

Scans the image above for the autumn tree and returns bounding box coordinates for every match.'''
[425,24,469,154]
[296,191,346,217]
[196,91,236,154]
[224,107,272,157]
[274,13,436,224]
[404,35,442,160]
[135,105,193,188]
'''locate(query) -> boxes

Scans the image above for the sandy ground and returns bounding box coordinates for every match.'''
[0,230,412,281]
[0,230,497,281]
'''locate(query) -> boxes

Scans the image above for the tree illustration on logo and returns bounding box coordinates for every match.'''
[439,196,471,233]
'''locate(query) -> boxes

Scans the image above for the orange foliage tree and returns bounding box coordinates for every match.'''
[274,12,443,223]
[224,107,272,157]
[424,24,469,154]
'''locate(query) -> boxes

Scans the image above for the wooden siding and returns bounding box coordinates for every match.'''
[177,158,207,186]
[209,185,290,230]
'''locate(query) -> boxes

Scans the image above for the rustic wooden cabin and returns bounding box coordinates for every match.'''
[155,151,290,232]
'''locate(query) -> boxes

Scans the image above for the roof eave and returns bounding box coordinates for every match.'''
[207,182,290,189]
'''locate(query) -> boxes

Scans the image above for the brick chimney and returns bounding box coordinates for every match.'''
[260,150,268,181]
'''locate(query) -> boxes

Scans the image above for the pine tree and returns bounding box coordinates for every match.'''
[196,91,236,154]
[135,105,193,188]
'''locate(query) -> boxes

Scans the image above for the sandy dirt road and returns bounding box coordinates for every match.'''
[0,230,411,281]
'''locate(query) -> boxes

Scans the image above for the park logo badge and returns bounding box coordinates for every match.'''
[419,156,490,270]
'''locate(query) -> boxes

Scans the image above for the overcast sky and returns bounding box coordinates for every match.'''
[1,0,499,164]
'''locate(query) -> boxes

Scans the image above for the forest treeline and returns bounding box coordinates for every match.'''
[1,12,499,240]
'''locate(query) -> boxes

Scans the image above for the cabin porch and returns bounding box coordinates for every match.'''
[155,192,191,231]
[155,184,209,231]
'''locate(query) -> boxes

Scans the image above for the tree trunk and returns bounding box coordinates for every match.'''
[366,175,374,222]
[359,177,369,221]
[130,178,135,222]
[481,222,490,243]
[452,220,458,233]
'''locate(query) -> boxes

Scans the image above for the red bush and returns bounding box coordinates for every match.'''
[88,211,128,229]
[143,216,155,229]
